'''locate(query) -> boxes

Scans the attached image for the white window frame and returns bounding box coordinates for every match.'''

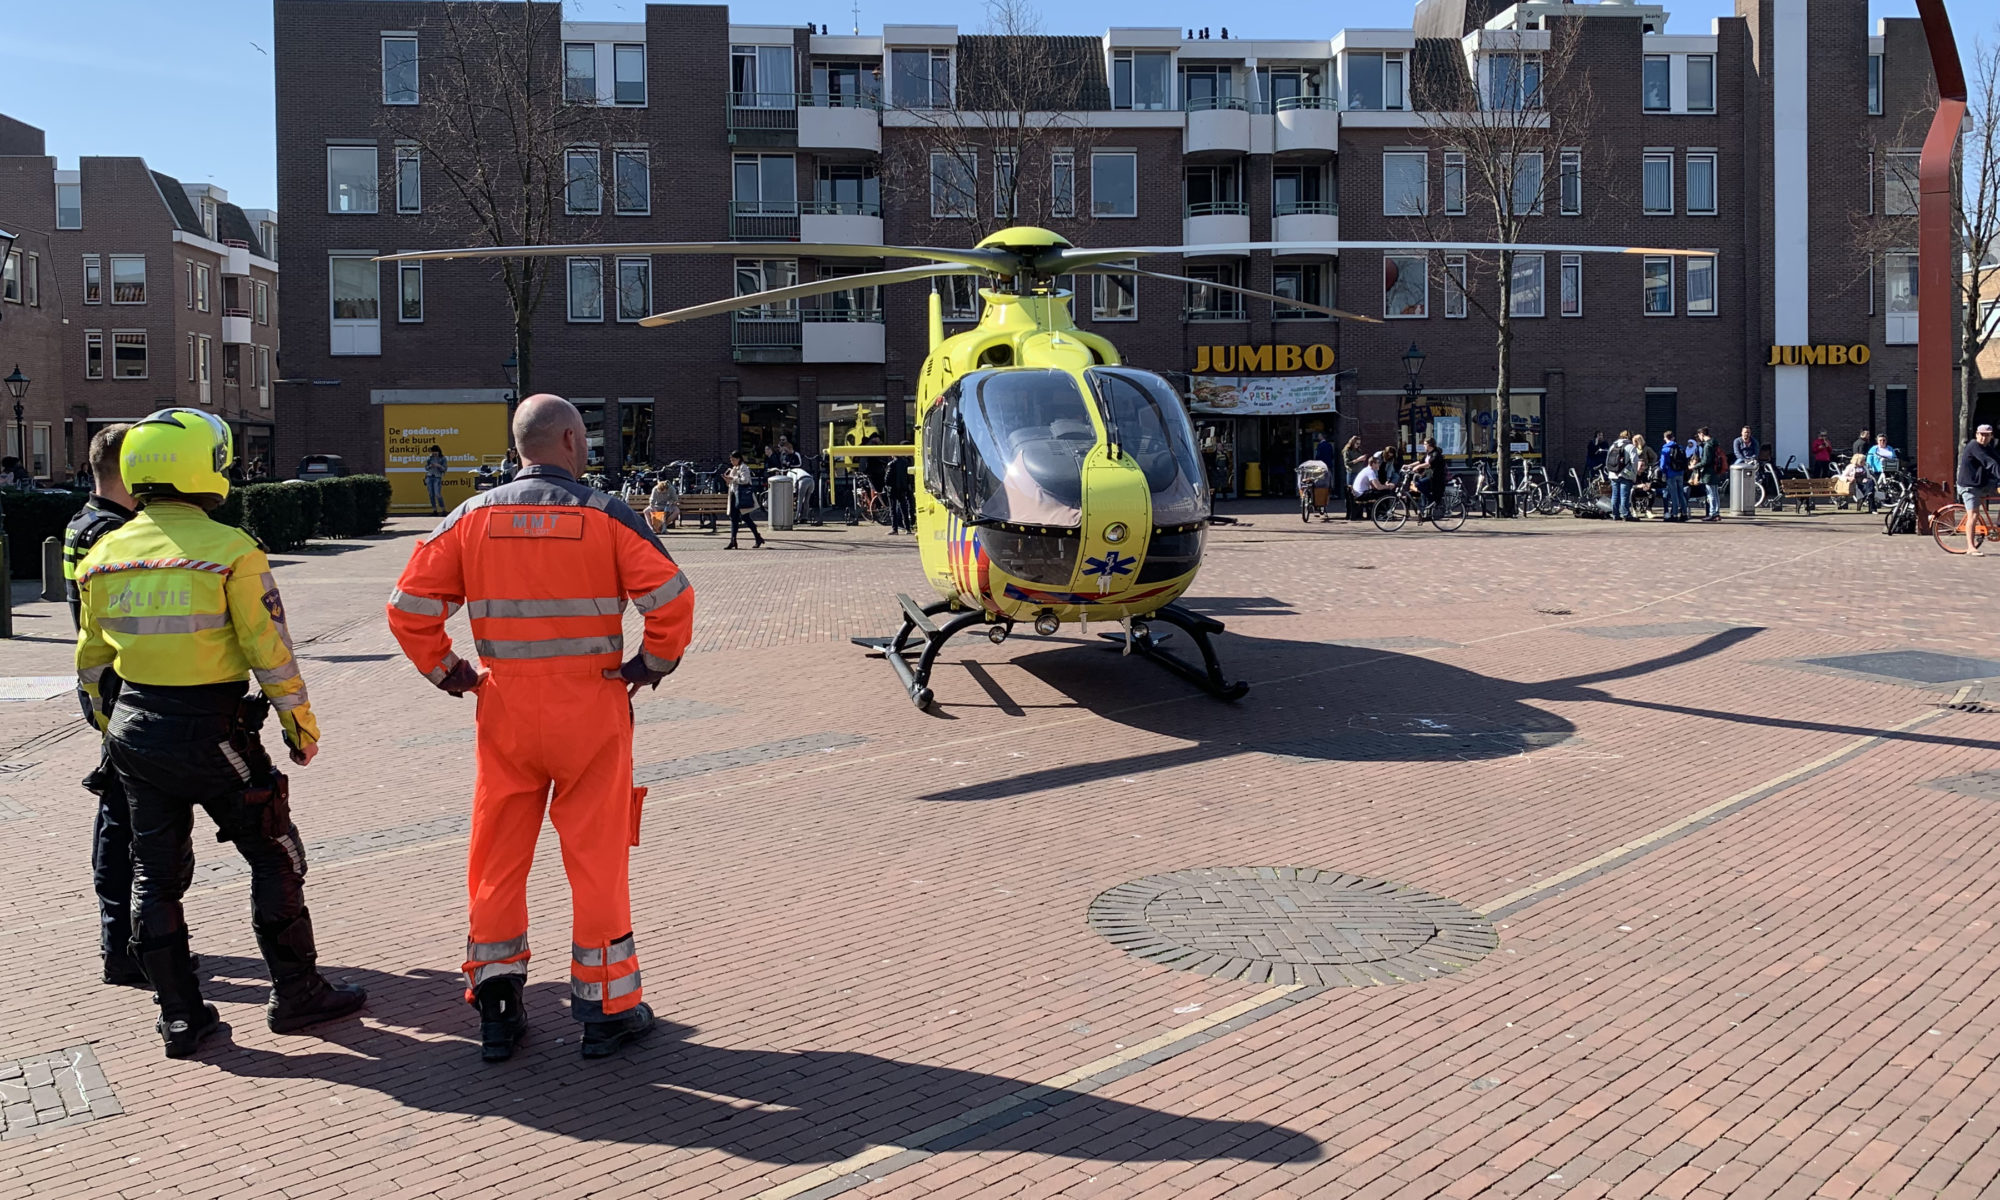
[23,253,37,307]
[1559,148,1582,216]
[565,146,603,215]
[256,281,269,324]
[1884,150,1920,216]
[111,330,148,380]
[1642,255,1674,316]
[1051,149,1076,218]
[326,144,379,214]
[1485,52,1541,111]
[1642,54,1670,112]
[109,254,146,305]
[1510,253,1545,318]
[56,182,81,229]
[1884,249,1917,343]
[186,333,195,382]
[1345,51,1406,112]
[398,261,423,323]
[195,262,211,313]
[395,145,421,213]
[1383,252,1428,319]
[1090,151,1138,218]
[1508,152,1544,216]
[930,151,978,219]
[1642,151,1674,216]
[613,147,650,216]
[567,256,605,322]
[82,254,100,304]
[612,44,647,106]
[615,256,653,322]
[382,35,419,104]
[1686,54,1716,113]
[1685,253,1717,317]
[1,251,19,304]
[1090,261,1138,321]
[328,255,381,356]
[1560,253,1582,317]
[565,42,598,104]
[84,329,103,379]
[257,345,271,409]
[1868,53,1883,115]
[1444,253,1467,319]
[200,197,218,240]
[197,335,212,405]
[184,261,192,309]
[1382,150,1429,217]
[1442,150,1466,216]
[1686,151,1718,215]
[993,149,1018,219]
[1110,50,1172,112]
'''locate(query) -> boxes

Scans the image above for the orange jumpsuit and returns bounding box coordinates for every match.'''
[386,465,694,1020]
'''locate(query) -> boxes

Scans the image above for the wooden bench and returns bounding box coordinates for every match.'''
[1776,475,1840,512]
[668,491,728,532]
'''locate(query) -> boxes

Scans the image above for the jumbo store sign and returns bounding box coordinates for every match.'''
[1194,344,1337,373]
[1766,343,1872,366]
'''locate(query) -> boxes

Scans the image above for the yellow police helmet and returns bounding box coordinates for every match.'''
[123,408,235,506]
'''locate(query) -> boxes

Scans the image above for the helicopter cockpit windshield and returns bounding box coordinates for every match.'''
[937,369,1094,529]
[1083,368,1209,526]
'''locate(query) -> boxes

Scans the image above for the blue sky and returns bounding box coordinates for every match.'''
[7,0,1933,212]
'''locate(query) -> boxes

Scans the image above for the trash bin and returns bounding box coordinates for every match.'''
[41,537,64,603]
[769,471,796,530]
[1243,462,1263,497]
[1729,462,1757,516]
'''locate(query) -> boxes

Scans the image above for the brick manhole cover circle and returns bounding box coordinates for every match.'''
[1088,867,1498,988]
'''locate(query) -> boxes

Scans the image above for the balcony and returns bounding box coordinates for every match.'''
[732,313,802,363]
[1184,300,1247,323]
[727,92,799,147]
[1183,200,1250,251]
[730,201,800,241]
[799,200,884,245]
[1273,202,1339,247]
[798,94,882,154]
[222,310,255,344]
[1274,96,1339,154]
[1184,95,1252,155]
[221,239,252,277]
[802,309,886,363]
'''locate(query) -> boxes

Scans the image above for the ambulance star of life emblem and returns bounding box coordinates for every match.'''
[1084,550,1134,578]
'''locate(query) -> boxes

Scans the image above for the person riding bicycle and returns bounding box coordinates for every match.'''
[1410,437,1447,514]
[1957,425,2000,557]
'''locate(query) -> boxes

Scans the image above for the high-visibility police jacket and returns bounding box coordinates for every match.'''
[74,501,319,745]
[386,465,693,681]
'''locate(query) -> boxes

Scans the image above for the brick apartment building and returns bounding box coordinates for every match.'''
[0,114,281,482]
[272,0,1936,502]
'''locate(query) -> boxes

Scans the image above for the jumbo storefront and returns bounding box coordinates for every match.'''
[1180,340,1344,499]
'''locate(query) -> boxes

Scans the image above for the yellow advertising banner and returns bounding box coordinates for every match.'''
[383,403,508,512]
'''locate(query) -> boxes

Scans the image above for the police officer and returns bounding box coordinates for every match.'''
[75,409,366,1058]
[61,424,154,987]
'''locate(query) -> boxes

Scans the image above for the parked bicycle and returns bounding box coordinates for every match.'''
[1933,491,1996,555]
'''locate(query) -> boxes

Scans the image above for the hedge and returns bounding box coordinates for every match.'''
[6,475,394,577]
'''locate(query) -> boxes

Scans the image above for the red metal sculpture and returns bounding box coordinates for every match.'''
[1915,0,1966,528]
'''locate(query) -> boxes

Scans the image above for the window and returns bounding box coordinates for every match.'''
[258,346,271,409]
[1444,253,1468,319]
[396,146,421,213]
[1560,254,1582,316]
[1643,151,1673,215]
[567,257,604,321]
[1347,52,1405,111]
[195,263,211,313]
[1642,256,1673,315]
[30,423,49,478]
[616,257,652,322]
[930,152,977,218]
[1443,150,1466,215]
[1272,165,1327,213]
[1559,148,1582,215]
[1181,66,1234,111]
[1507,152,1544,216]
[186,334,196,382]
[733,153,798,217]
[1686,254,1716,315]
[614,44,646,105]
[565,147,602,214]
[1091,152,1137,217]
[112,331,147,379]
[1090,265,1137,321]
[565,43,598,103]
[815,162,880,214]
[256,281,268,324]
[1510,253,1545,317]
[326,145,378,213]
[1051,150,1076,217]
[614,148,650,215]
[1259,66,1310,112]
[85,330,103,379]
[82,254,100,304]
[2,253,22,303]
[184,261,192,308]
[1383,151,1428,216]
[1111,50,1171,111]
[1183,163,1240,212]
[812,61,882,107]
[1885,250,1917,343]
[22,253,37,306]
[1184,262,1244,321]
[260,222,277,261]
[56,182,81,229]
[1687,152,1717,214]
[399,262,423,322]
[201,197,218,239]
[329,256,380,355]
[1868,53,1883,115]
[735,259,799,316]
[1643,55,1670,111]
[1487,53,1541,110]
[1687,55,1715,112]
[382,35,418,103]
[1272,264,1326,319]
[197,336,212,405]
[938,274,981,322]
[110,254,146,304]
[1884,150,1919,215]
[1384,252,1427,318]
[891,48,951,109]
[994,150,1018,218]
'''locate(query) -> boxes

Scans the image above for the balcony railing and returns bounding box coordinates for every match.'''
[1185,200,1250,217]
[802,91,884,109]
[1273,95,1337,112]
[729,201,800,240]
[1275,200,1339,216]
[1184,95,1250,112]
[802,306,884,323]
[731,313,802,349]
[1184,302,1248,322]
[728,92,800,135]
[802,199,883,216]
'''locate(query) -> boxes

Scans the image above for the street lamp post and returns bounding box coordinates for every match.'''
[1401,341,1425,472]
[6,365,26,480]
[0,364,24,640]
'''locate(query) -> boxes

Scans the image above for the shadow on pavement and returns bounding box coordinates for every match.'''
[197,958,1321,1165]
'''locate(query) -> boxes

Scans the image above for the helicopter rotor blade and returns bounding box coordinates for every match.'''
[1042,241,1713,273]
[636,263,989,327]
[375,241,1021,272]
[1071,265,1383,325]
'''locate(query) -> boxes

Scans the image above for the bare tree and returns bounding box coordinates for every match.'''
[378,1,633,398]
[1409,20,1600,513]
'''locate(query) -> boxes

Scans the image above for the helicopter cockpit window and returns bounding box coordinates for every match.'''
[955,369,1093,529]
[1084,368,1208,526]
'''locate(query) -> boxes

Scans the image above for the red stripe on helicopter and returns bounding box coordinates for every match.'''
[1002,582,1178,606]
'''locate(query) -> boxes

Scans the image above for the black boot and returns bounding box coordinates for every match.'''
[103,954,149,988]
[256,909,367,1034]
[581,1001,655,1059]
[136,931,223,1059]
[473,975,528,1062]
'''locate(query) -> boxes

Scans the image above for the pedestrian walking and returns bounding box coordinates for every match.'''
[75,409,365,1058]
[724,452,766,549]
[885,451,915,534]
[1658,431,1689,521]
[1956,424,2000,557]
[386,394,696,1061]
[424,445,449,515]
[1606,431,1635,520]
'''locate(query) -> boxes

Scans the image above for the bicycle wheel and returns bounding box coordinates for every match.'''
[1879,477,1907,506]
[1300,493,1313,523]
[1536,483,1561,516]
[870,497,892,526]
[1371,495,1408,532]
[1431,493,1467,532]
[1932,504,1987,554]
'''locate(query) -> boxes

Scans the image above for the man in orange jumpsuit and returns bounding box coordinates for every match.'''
[387,395,694,1061]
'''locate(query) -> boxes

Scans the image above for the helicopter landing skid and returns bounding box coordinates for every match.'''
[1097,604,1250,703]
[850,595,993,711]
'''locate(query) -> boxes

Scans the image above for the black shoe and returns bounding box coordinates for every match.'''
[256,910,368,1033]
[103,954,150,988]
[474,976,528,1063]
[160,1003,223,1059]
[580,1002,655,1059]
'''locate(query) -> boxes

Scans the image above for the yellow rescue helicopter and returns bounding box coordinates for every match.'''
[383,228,1696,710]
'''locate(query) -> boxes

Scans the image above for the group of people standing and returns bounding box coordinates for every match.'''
[1589,427,1735,522]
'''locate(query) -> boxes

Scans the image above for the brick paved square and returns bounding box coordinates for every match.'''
[3,506,1998,1200]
